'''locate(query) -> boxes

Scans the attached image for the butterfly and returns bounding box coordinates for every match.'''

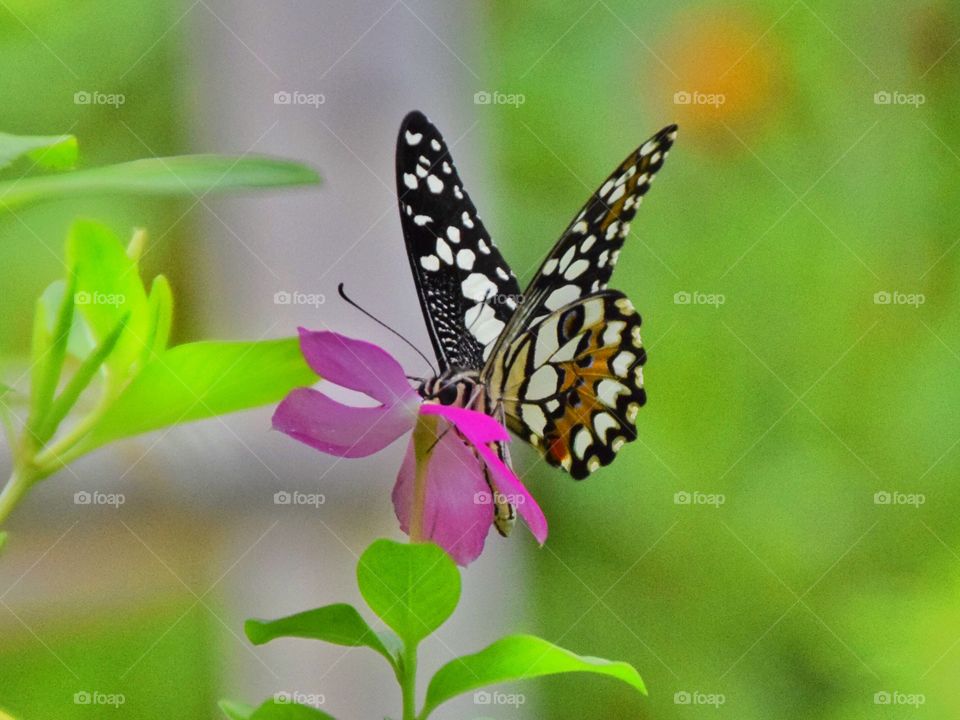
[396,111,676,534]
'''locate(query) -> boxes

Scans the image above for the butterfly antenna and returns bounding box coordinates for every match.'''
[337,283,438,376]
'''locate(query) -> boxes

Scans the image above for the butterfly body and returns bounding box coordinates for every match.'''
[396,111,675,490]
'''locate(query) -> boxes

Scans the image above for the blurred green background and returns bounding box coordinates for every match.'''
[489,1,960,718]
[2,0,960,718]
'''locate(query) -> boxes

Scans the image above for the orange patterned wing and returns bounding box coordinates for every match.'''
[488,292,646,479]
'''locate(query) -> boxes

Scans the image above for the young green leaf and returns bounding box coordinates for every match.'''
[218,700,255,720]
[245,603,399,667]
[38,280,95,360]
[0,155,319,210]
[28,272,77,436]
[66,220,149,384]
[356,539,461,646]
[35,314,128,445]
[143,275,173,361]
[73,338,318,453]
[421,634,646,718]
[0,132,77,171]
[219,699,336,720]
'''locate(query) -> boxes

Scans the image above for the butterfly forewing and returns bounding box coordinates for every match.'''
[396,111,521,371]
[495,124,677,344]
[488,291,646,479]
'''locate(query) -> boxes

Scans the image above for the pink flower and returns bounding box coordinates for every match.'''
[272,329,547,565]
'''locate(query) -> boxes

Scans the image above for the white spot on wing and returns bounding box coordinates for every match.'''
[436,238,453,264]
[405,131,423,145]
[403,173,418,190]
[545,284,580,311]
[421,255,440,271]
[427,175,444,193]
[461,273,498,302]
[456,248,475,270]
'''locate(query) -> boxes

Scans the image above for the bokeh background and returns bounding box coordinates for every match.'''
[1,1,959,718]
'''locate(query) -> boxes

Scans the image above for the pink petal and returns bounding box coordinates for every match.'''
[297,329,417,407]
[273,387,416,458]
[392,417,493,565]
[421,404,548,545]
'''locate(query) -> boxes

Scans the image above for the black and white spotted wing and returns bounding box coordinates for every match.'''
[396,111,521,372]
[482,124,677,478]
[493,124,678,342]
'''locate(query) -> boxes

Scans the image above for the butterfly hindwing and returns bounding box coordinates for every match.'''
[489,291,646,479]
[396,111,521,371]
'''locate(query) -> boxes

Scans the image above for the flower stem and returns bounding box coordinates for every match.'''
[410,414,439,543]
[401,641,419,720]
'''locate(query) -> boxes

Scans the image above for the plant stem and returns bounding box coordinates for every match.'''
[401,641,419,720]
[0,466,35,528]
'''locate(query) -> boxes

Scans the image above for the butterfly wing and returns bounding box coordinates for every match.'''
[484,125,676,478]
[396,111,521,372]
[488,292,646,479]
[494,124,677,344]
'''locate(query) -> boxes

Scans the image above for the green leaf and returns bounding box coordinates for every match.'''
[28,272,77,434]
[356,539,460,646]
[38,280,95,360]
[75,338,317,453]
[66,220,149,384]
[36,314,127,444]
[219,700,255,720]
[245,603,398,667]
[219,699,335,720]
[0,132,77,171]
[143,275,173,361]
[422,634,646,718]
[0,532,7,556]
[0,155,319,210]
